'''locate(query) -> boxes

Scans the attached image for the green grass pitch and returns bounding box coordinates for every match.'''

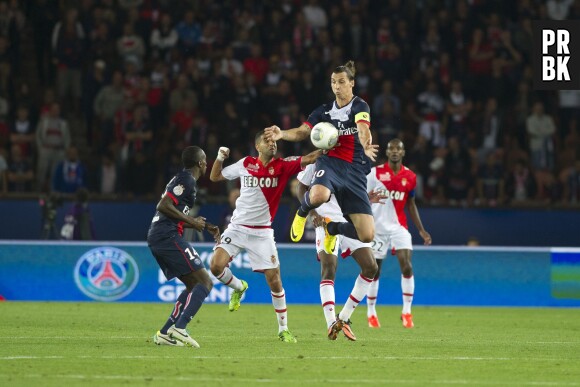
[0,302,579,386]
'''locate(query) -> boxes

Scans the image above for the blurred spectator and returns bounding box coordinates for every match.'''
[478,98,502,163]
[303,0,328,31]
[477,152,505,207]
[447,80,472,142]
[547,0,574,20]
[10,106,34,159]
[96,151,118,195]
[506,159,537,204]
[243,44,269,85]
[52,8,85,112]
[52,146,87,194]
[176,10,201,57]
[117,23,145,65]
[169,73,197,114]
[31,0,59,84]
[93,70,125,150]
[60,187,95,240]
[150,13,178,62]
[6,144,34,192]
[527,102,556,170]
[36,103,70,191]
[120,104,153,162]
[125,151,155,197]
[82,60,107,146]
[443,137,474,206]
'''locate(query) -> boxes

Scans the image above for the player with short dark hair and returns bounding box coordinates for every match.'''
[366,139,432,329]
[209,131,321,343]
[264,60,379,254]
[148,145,220,347]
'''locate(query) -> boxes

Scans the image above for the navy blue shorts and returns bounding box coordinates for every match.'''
[311,155,372,216]
[148,234,204,280]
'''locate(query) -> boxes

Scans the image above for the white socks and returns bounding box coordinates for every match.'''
[216,267,244,290]
[320,280,336,328]
[402,275,414,314]
[339,274,373,322]
[366,279,379,317]
[271,289,288,333]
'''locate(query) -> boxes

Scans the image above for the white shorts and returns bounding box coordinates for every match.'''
[214,224,279,272]
[315,227,371,258]
[372,226,413,260]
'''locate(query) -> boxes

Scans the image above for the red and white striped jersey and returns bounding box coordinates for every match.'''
[222,156,303,227]
[367,164,416,234]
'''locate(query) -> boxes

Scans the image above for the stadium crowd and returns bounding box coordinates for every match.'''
[0,0,579,207]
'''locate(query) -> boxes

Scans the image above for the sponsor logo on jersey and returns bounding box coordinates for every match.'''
[173,184,184,196]
[283,156,300,161]
[271,255,277,264]
[402,178,407,186]
[74,247,139,301]
[379,172,391,181]
[376,189,406,201]
[246,163,259,172]
[242,175,279,188]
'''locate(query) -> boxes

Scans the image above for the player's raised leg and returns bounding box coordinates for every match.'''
[210,246,248,311]
[291,184,331,242]
[264,267,296,343]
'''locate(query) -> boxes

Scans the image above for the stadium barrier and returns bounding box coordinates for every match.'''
[0,241,579,307]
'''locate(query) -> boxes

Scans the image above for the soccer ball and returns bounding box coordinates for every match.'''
[310,122,339,150]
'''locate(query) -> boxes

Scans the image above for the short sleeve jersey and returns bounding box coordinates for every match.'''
[148,169,197,238]
[367,164,416,234]
[222,156,303,226]
[305,96,371,164]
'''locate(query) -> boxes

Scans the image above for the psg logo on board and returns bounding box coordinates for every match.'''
[74,247,139,301]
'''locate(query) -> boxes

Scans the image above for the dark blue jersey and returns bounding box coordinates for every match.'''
[305,96,371,166]
[148,169,197,238]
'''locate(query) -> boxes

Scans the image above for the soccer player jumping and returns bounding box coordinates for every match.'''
[366,139,432,329]
[265,60,379,334]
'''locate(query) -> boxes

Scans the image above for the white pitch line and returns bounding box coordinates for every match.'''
[0,373,578,386]
[0,336,578,345]
[1,355,578,362]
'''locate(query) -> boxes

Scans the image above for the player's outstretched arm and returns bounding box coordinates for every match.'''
[210,147,230,182]
[300,149,323,168]
[407,197,432,245]
[264,123,311,143]
[157,195,206,231]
